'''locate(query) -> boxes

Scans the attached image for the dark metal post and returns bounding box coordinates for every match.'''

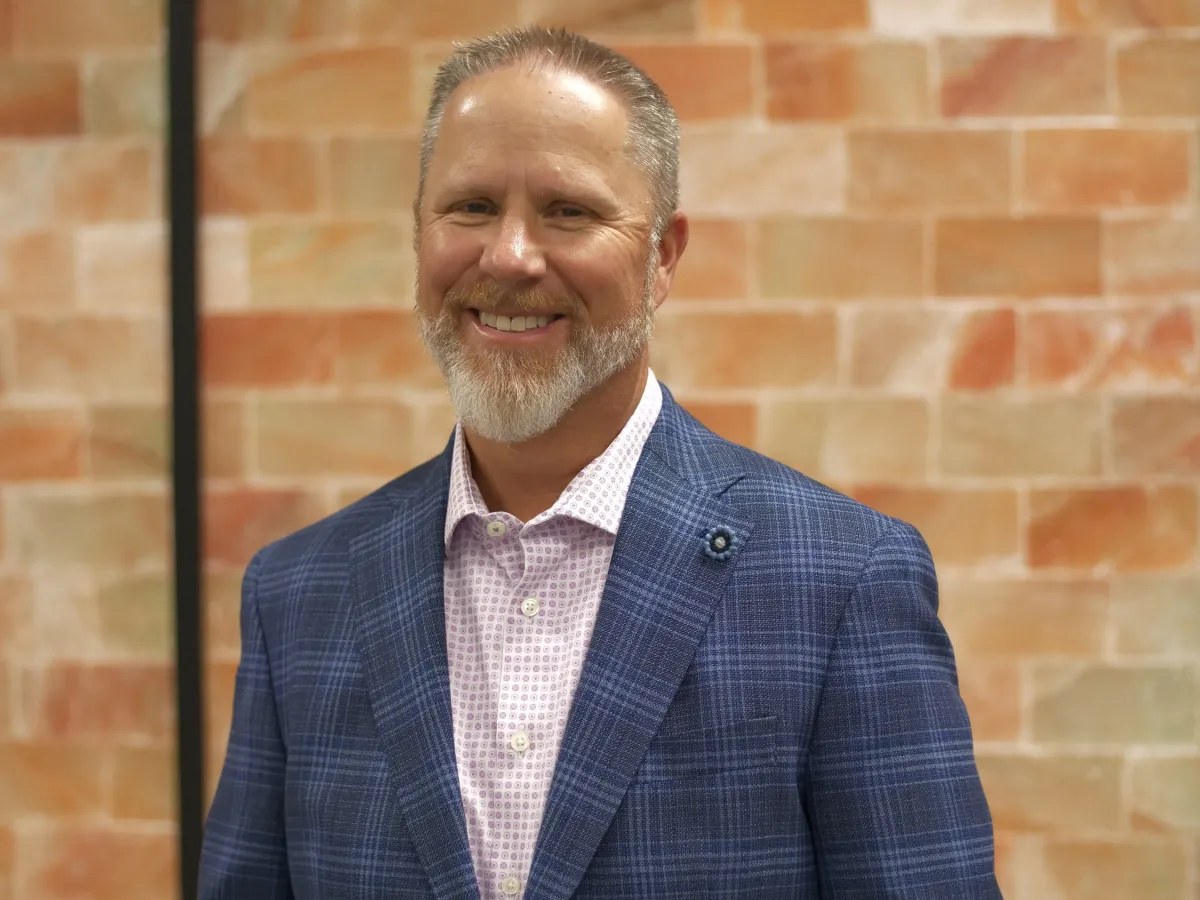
[166,0,205,895]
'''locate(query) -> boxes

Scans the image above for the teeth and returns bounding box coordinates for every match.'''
[478,311,555,333]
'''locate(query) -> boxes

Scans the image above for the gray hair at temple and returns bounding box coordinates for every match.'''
[415,26,681,244]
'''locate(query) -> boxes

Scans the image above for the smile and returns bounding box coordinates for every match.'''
[472,309,565,334]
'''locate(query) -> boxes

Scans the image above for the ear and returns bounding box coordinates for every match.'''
[650,211,689,310]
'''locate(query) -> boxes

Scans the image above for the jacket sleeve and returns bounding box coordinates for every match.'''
[806,521,1003,899]
[198,550,294,900]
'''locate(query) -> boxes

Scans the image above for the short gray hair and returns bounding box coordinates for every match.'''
[417,26,680,241]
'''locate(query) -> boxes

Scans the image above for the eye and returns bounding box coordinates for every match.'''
[549,204,589,219]
[458,200,495,215]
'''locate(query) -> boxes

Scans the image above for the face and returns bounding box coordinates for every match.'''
[414,65,683,445]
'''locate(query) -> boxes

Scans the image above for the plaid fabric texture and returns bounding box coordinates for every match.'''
[199,384,1002,900]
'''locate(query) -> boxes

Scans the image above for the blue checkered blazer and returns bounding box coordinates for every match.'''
[200,384,1001,899]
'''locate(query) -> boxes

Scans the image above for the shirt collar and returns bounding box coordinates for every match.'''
[444,370,663,547]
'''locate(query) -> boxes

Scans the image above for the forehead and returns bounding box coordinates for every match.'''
[428,66,640,190]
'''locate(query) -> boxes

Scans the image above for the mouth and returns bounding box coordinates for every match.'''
[470,308,566,335]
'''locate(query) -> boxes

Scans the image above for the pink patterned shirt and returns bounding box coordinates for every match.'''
[442,373,663,900]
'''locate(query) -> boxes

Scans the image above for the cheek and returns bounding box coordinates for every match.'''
[417,228,480,302]
[557,245,650,320]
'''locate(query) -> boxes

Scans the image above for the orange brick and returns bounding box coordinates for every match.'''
[651,311,837,389]
[761,218,924,299]
[237,0,355,41]
[0,143,56,231]
[54,141,158,223]
[698,0,740,31]
[766,41,929,122]
[524,0,696,33]
[847,307,1016,392]
[5,492,168,569]
[13,0,160,52]
[671,219,749,299]
[249,219,412,307]
[202,137,319,216]
[1026,304,1198,390]
[255,398,415,477]
[680,128,844,216]
[1029,486,1198,571]
[940,37,1108,117]
[1057,0,1200,26]
[848,129,1012,213]
[1022,839,1190,900]
[0,230,73,311]
[204,570,243,661]
[201,44,247,134]
[1129,757,1200,833]
[940,397,1103,477]
[204,487,323,567]
[760,398,929,481]
[939,578,1109,657]
[328,137,419,214]
[874,0,1056,32]
[1117,37,1200,115]
[96,574,170,657]
[203,312,338,388]
[84,56,162,135]
[17,825,175,900]
[678,400,757,446]
[78,224,164,311]
[1033,664,1196,744]
[88,405,165,478]
[612,44,753,122]
[1111,577,1200,657]
[0,60,80,136]
[1112,396,1200,476]
[1108,218,1200,295]
[850,487,1020,568]
[1023,129,1192,212]
[206,662,238,756]
[949,309,1018,391]
[334,310,443,388]
[977,754,1124,831]
[955,658,1021,742]
[22,662,173,741]
[0,408,82,480]
[205,399,245,479]
[935,218,1101,297]
[357,0,520,39]
[13,317,165,397]
[0,743,109,816]
[742,0,868,31]
[247,47,412,133]
[112,746,172,821]
[202,219,249,310]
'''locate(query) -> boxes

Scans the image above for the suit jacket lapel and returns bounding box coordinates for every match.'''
[523,403,753,900]
[347,451,481,900]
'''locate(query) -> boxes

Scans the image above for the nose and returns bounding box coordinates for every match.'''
[478,210,546,286]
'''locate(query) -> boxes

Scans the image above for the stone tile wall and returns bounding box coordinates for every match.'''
[1,0,1197,897]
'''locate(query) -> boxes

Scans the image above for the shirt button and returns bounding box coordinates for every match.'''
[486,520,507,537]
[521,597,540,618]
[501,874,521,896]
[509,730,530,753]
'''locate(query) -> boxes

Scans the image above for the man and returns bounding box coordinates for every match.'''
[200,26,1001,900]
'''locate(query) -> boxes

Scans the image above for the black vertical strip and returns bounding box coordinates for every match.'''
[167,0,205,897]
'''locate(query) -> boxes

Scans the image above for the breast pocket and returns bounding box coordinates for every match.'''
[633,715,780,783]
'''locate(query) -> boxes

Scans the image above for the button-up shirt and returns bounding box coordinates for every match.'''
[443,372,663,900]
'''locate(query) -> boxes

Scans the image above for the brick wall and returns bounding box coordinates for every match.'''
[2,0,1199,898]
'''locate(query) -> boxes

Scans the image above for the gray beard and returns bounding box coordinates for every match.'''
[416,270,657,445]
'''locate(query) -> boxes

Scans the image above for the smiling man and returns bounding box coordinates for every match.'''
[199,26,1001,900]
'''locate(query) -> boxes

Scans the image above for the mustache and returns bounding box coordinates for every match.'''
[443,282,580,317]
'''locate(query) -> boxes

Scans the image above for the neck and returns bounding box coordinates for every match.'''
[463,358,650,523]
